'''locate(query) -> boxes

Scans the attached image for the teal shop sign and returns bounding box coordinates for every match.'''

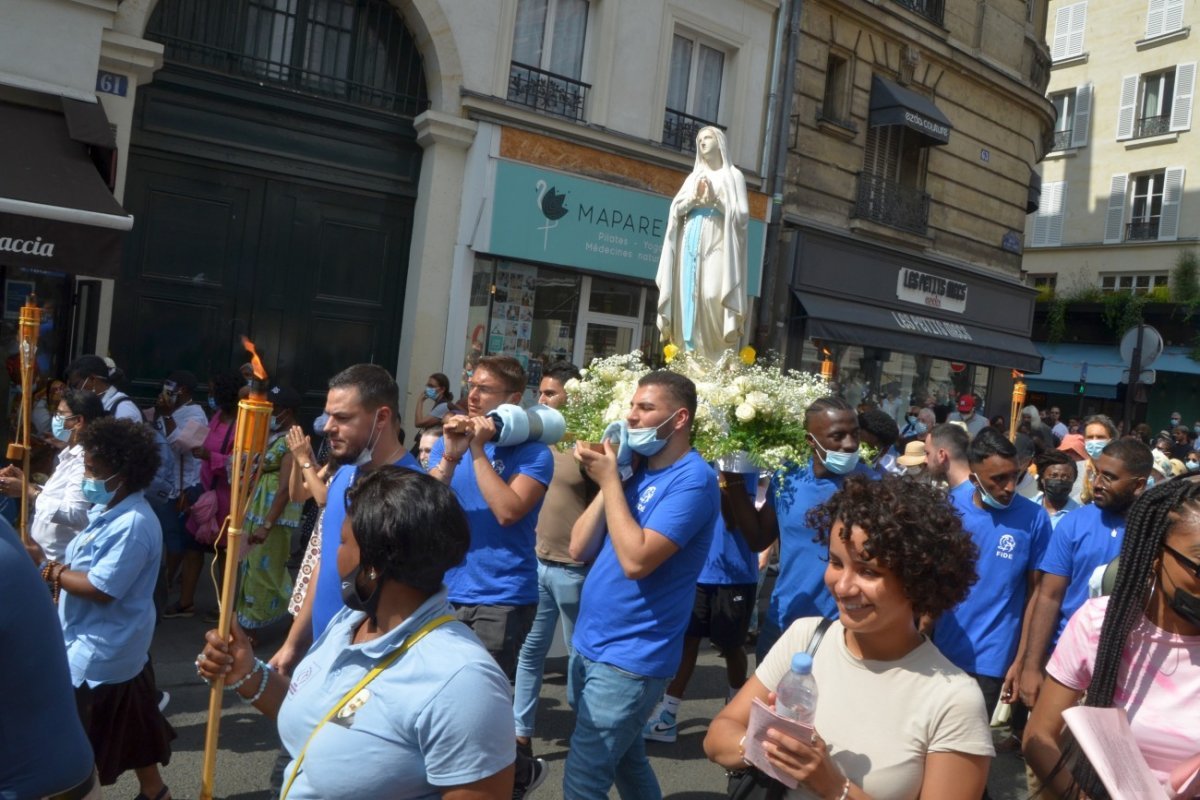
[488,159,763,296]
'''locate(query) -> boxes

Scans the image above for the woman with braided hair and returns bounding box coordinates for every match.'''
[1024,476,1200,798]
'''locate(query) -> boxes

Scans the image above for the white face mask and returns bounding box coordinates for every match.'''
[353,409,383,467]
[626,410,680,457]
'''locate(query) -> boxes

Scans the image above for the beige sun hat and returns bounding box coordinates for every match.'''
[896,440,927,467]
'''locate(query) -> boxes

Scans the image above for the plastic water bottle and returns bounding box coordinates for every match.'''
[775,652,818,724]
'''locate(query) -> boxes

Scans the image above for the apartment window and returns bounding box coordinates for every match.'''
[891,0,944,25]
[854,125,930,235]
[1146,0,1185,39]
[508,0,590,120]
[1050,1,1087,61]
[1030,181,1065,246]
[1030,274,1058,292]
[1050,92,1073,150]
[663,32,726,151]
[1103,167,1186,243]
[821,53,852,126]
[1100,273,1168,293]
[1117,63,1196,139]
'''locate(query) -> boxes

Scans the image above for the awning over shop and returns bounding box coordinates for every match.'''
[1027,342,1200,399]
[868,75,953,145]
[0,100,132,279]
[794,290,1043,372]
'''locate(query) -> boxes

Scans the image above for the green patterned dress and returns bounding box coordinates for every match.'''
[236,435,302,629]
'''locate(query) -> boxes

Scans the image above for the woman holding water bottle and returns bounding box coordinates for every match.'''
[705,475,993,799]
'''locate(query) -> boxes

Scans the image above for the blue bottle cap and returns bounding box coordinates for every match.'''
[790,652,813,674]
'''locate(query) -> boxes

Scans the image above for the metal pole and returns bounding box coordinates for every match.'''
[1123,324,1144,433]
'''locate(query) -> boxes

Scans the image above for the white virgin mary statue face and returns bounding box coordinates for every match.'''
[696,129,721,165]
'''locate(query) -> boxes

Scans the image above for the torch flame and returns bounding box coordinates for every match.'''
[1012,369,1024,380]
[241,336,268,381]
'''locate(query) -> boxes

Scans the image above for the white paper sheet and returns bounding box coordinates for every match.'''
[743,697,816,790]
[1062,706,1168,799]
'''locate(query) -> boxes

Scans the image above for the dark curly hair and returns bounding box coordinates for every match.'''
[77,417,161,492]
[805,474,979,617]
[209,369,242,414]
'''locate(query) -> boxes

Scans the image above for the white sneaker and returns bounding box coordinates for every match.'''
[643,705,677,743]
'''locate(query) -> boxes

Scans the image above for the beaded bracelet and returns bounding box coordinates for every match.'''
[41,561,67,604]
[243,660,272,705]
[225,658,264,692]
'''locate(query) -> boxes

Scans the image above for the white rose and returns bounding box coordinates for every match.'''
[735,403,756,422]
[564,378,581,393]
[746,391,770,409]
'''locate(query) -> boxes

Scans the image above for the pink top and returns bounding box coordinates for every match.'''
[1048,596,1200,785]
[200,413,235,521]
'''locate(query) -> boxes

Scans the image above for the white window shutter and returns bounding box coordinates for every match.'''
[1170,62,1195,132]
[1147,0,1166,37]
[1032,181,1065,246]
[1103,174,1128,243]
[1117,75,1139,140]
[1051,4,1072,60]
[1159,167,1185,241]
[1067,2,1088,58]
[1072,84,1092,147]
[1165,0,1185,32]
[1047,182,1066,245]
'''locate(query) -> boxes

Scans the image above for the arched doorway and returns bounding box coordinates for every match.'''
[115,0,427,407]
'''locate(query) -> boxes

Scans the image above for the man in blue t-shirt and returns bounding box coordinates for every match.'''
[567,371,719,799]
[428,354,553,798]
[1017,438,1151,706]
[931,427,1051,725]
[722,396,876,662]
[271,364,422,674]
[643,473,759,743]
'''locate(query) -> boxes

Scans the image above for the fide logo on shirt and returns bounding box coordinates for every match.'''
[491,458,506,476]
[995,534,1017,560]
[637,485,657,512]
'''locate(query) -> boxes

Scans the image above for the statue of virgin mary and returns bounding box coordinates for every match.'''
[655,126,749,363]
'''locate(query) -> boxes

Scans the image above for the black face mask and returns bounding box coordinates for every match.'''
[1168,581,1200,629]
[1042,479,1073,499]
[340,564,383,622]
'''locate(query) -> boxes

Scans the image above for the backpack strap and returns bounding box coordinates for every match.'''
[805,617,834,656]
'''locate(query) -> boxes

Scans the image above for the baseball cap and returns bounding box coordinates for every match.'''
[268,385,303,411]
[164,370,198,394]
[957,394,975,413]
[1057,433,1087,461]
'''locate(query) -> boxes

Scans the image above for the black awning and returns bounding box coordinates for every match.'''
[794,290,1043,373]
[0,101,132,278]
[868,75,953,145]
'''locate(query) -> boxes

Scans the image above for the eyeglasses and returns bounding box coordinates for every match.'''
[465,382,508,395]
[53,413,81,424]
[1164,544,1200,579]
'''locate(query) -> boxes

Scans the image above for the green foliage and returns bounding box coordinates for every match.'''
[1173,250,1200,304]
[1100,291,1147,337]
[1047,297,1068,343]
[1147,285,1171,303]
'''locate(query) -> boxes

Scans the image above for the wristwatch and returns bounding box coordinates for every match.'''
[262,521,274,531]
[302,462,313,470]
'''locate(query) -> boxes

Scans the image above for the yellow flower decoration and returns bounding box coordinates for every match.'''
[739,346,757,365]
[663,343,679,363]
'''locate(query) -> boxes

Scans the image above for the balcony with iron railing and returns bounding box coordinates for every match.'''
[1051,128,1073,151]
[1126,219,1161,241]
[1134,114,1171,139]
[662,108,724,152]
[893,0,945,25]
[853,172,931,235]
[507,61,590,121]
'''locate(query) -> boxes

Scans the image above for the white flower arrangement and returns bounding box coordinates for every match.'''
[561,348,831,474]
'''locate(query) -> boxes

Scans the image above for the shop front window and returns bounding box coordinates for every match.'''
[799,339,993,420]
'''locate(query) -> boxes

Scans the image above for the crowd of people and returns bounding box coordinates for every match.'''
[3,353,1198,800]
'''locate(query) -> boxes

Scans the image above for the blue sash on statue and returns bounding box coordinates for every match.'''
[681,206,719,351]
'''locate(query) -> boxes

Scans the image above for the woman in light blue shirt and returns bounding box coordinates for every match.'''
[199,466,515,799]
[30,417,174,800]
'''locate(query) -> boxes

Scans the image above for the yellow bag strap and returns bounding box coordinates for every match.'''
[280,613,456,800]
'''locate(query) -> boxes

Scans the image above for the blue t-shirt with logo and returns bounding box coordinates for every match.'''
[768,460,878,630]
[1037,503,1126,641]
[698,476,758,586]
[933,482,1052,678]
[311,452,424,639]
[429,438,553,606]
[573,450,719,678]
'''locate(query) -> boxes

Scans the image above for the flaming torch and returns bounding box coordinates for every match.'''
[819,347,836,383]
[6,294,41,544]
[1009,370,1027,442]
[199,337,273,800]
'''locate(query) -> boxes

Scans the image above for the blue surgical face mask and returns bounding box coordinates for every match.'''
[81,473,119,506]
[1147,476,1157,488]
[51,415,72,442]
[1188,461,1200,472]
[972,473,1013,510]
[208,396,217,411]
[809,436,861,475]
[1084,439,1109,459]
[270,415,283,432]
[906,415,918,424]
[424,386,439,400]
[627,410,681,457]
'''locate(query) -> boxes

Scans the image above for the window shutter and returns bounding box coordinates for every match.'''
[1170,62,1195,131]
[1072,84,1092,147]
[1147,0,1166,37]
[1103,174,1129,243]
[1067,2,1088,58]
[1116,75,1139,140]
[1032,181,1065,246]
[1159,167,1185,241]
[1165,0,1185,32]
[1051,4,1072,60]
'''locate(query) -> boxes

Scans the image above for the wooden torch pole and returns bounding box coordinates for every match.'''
[8,296,41,544]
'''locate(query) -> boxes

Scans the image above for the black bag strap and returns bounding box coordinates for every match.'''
[805,617,834,656]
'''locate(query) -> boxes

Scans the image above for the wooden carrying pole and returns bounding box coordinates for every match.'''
[6,295,41,543]
[198,389,271,800]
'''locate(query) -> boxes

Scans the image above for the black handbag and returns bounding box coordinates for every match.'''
[725,617,834,800]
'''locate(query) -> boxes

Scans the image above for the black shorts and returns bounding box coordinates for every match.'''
[685,583,757,656]
[452,602,537,682]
